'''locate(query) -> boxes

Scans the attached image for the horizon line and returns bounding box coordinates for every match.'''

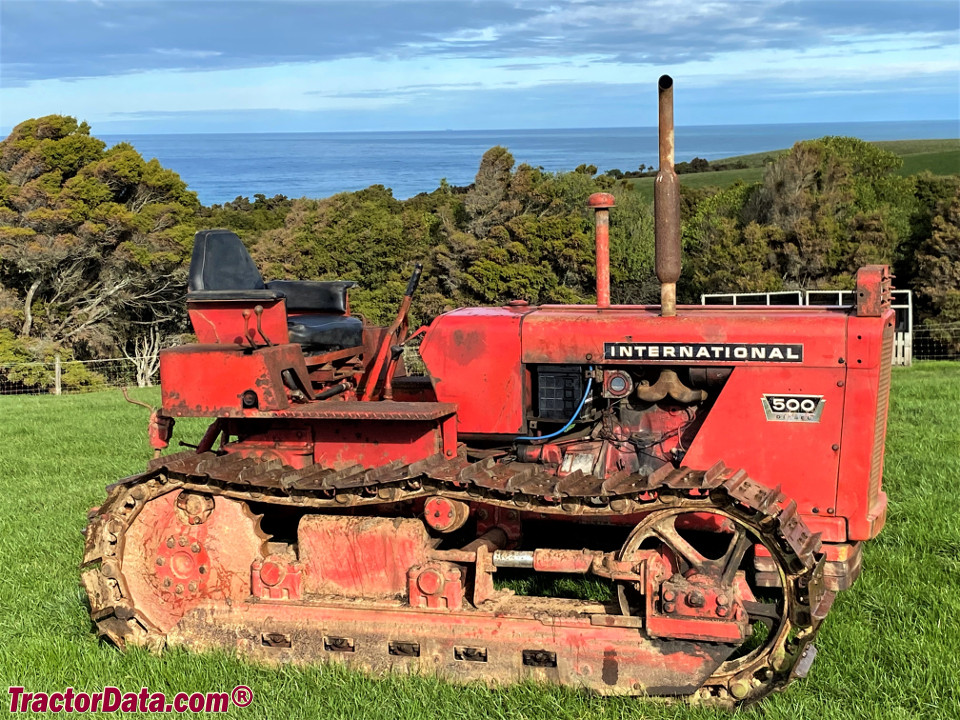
[2,117,958,138]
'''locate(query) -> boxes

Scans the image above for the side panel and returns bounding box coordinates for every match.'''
[160,344,310,416]
[836,311,895,540]
[419,308,528,435]
[312,420,443,470]
[682,365,848,539]
[521,306,847,368]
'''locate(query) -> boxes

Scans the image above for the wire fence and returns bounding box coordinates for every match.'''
[912,323,960,361]
[0,356,158,396]
[1,324,958,397]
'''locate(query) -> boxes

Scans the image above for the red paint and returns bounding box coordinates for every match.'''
[299,516,431,598]
[408,563,464,610]
[160,344,313,416]
[419,306,528,434]
[251,557,303,600]
[188,299,289,346]
[589,193,615,308]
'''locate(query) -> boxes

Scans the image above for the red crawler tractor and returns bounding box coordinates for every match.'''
[82,77,894,706]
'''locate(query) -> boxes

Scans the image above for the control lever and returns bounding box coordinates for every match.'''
[358,263,423,401]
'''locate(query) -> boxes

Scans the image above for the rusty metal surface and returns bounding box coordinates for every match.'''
[235,401,458,421]
[588,193,615,309]
[83,450,824,706]
[168,599,732,697]
[654,75,681,316]
[299,516,431,598]
[855,265,893,317]
[160,344,314,417]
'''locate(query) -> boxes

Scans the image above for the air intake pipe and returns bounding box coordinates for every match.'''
[588,192,615,308]
[654,74,681,317]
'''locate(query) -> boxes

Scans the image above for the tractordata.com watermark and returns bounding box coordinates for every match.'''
[8,686,252,713]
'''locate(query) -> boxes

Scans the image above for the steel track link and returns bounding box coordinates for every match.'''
[81,450,831,707]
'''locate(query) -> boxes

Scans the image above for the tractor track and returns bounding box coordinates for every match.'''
[81,449,832,707]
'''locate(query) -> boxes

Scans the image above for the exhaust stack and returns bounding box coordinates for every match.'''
[654,74,681,317]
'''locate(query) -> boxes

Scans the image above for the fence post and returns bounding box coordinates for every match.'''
[54,354,62,396]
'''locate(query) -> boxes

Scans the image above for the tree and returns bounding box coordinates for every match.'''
[751,136,912,289]
[912,184,960,352]
[684,183,782,296]
[464,146,516,236]
[0,116,199,372]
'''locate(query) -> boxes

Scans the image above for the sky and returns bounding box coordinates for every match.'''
[1,0,958,134]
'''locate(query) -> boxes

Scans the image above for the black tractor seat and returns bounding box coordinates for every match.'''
[187,229,363,352]
[286,314,363,350]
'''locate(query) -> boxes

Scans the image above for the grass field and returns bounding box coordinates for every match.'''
[630,138,959,198]
[1,363,958,719]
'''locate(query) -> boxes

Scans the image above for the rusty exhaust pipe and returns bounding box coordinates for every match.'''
[588,192,615,309]
[654,74,681,317]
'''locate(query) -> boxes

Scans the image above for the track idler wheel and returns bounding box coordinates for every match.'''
[615,489,823,705]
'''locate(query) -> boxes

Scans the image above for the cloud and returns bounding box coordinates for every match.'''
[0,0,536,84]
[2,0,957,86]
[151,48,224,59]
[76,68,958,134]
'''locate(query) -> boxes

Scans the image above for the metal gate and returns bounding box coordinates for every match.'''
[701,290,914,366]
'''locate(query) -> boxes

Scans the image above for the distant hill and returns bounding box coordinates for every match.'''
[629,138,960,198]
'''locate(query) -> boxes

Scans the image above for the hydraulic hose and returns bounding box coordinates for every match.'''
[516,367,594,443]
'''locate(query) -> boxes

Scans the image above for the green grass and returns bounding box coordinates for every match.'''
[630,138,959,198]
[897,149,960,177]
[1,364,959,718]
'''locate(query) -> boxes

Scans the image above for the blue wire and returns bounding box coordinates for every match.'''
[516,368,594,443]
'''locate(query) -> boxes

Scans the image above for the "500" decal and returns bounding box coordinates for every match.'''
[761,394,825,422]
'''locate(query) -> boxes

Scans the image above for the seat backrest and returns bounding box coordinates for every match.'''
[188,229,265,292]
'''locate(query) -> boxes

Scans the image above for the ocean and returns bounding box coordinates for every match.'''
[102,120,957,206]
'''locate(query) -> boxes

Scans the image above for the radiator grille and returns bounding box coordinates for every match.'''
[869,322,895,503]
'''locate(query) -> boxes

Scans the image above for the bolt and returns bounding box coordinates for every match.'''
[188,581,198,593]
[175,584,183,594]
[156,557,165,566]
[178,536,188,547]
[191,543,201,553]
[716,594,729,606]
[832,444,840,451]
[199,566,207,575]
[166,537,175,548]
[664,602,676,613]
[686,590,706,608]
[716,606,729,617]
[163,578,172,588]
[663,589,676,602]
